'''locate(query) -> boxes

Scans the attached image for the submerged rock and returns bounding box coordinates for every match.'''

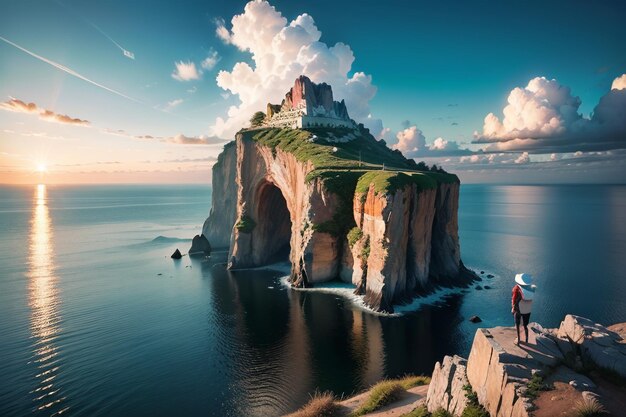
[189,234,211,257]
[171,248,182,259]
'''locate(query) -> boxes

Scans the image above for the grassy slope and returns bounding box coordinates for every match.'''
[241,126,459,236]
[244,126,458,186]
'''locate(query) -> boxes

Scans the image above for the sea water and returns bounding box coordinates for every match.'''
[0,184,624,416]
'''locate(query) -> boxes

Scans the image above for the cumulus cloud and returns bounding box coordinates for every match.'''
[210,0,383,138]
[392,126,425,157]
[201,49,221,71]
[430,137,460,151]
[390,125,469,157]
[474,74,626,153]
[172,61,201,81]
[0,97,90,126]
[477,77,583,141]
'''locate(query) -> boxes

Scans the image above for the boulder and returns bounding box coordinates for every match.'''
[469,315,482,323]
[426,355,469,416]
[171,248,182,259]
[556,315,626,378]
[189,234,212,256]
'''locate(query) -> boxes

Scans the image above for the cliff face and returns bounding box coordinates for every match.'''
[203,127,472,312]
[202,141,237,248]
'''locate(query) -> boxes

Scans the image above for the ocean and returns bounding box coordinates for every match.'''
[0,184,624,416]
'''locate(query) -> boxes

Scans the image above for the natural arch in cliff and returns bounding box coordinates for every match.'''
[252,181,292,265]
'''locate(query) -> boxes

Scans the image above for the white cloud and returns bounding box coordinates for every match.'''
[187,86,197,94]
[165,98,183,110]
[214,18,232,44]
[391,126,425,158]
[514,152,530,164]
[172,61,201,81]
[430,137,460,151]
[477,77,582,141]
[209,0,383,139]
[201,49,221,71]
[473,74,626,153]
[611,74,626,90]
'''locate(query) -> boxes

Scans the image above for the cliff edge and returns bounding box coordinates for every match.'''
[426,315,626,417]
[203,76,475,312]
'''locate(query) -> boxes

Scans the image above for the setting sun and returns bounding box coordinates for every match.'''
[36,164,47,173]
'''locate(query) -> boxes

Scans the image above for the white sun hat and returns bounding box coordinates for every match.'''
[515,273,533,286]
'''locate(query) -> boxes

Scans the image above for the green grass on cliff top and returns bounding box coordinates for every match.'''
[243,126,458,193]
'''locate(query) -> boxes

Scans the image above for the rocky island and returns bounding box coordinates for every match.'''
[202,75,475,312]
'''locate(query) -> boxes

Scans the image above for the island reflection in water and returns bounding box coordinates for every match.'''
[199,257,465,416]
[28,184,67,415]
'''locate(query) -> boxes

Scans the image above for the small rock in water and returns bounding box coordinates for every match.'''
[157,273,163,276]
[480,271,485,274]
[484,285,491,289]
[171,248,182,259]
[475,285,483,290]
[469,315,482,323]
[487,274,494,278]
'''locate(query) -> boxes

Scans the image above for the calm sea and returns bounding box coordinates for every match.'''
[0,184,624,416]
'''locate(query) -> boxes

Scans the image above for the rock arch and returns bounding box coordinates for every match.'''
[251,180,292,265]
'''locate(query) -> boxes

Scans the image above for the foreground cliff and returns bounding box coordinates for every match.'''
[427,315,626,417]
[202,76,474,312]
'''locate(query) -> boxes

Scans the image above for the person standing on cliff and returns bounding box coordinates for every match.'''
[511,273,537,344]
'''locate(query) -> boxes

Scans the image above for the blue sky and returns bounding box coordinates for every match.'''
[1,0,625,183]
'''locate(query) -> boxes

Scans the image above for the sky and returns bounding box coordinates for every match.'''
[0,0,625,184]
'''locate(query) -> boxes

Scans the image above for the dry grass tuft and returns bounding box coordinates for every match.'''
[286,391,338,417]
[574,395,608,417]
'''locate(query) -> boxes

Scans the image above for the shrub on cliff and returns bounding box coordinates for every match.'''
[431,408,453,417]
[347,227,363,247]
[402,405,429,417]
[235,215,256,233]
[249,111,266,127]
[461,404,489,417]
[351,380,403,416]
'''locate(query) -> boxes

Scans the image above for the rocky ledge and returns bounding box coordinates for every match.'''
[427,314,626,416]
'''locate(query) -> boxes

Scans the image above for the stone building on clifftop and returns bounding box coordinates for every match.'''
[263,75,356,129]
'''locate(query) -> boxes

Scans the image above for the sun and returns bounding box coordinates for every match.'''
[36,163,47,173]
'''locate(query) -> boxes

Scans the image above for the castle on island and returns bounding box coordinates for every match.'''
[263,75,357,129]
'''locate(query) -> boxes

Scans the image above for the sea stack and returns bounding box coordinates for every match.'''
[189,234,211,257]
[202,75,474,312]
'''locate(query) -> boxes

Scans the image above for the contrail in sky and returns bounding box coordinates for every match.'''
[84,21,135,60]
[55,0,135,60]
[0,36,142,104]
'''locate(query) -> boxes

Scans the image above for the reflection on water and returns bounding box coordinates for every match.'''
[28,185,67,416]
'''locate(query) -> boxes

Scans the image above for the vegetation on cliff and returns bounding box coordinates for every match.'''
[244,125,458,238]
